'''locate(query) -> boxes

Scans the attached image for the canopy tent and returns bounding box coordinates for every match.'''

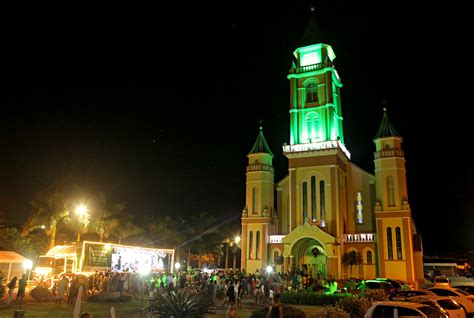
[0,251,31,281]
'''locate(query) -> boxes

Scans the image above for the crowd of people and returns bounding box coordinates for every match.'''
[2,265,341,318]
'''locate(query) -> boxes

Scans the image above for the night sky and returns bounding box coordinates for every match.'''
[1,2,472,255]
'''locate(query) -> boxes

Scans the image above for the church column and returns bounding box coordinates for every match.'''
[283,255,289,273]
[289,255,295,273]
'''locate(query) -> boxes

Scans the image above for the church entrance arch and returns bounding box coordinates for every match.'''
[291,238,327,278]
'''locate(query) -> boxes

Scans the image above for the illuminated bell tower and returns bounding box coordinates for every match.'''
[241,124,274,274]
[374,108,420,286]
[288,11,344,146]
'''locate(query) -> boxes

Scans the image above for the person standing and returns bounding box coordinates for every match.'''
[16,274,27,305]
[56,276,69,304]
[267,293,283,318]
[4,276,17,306]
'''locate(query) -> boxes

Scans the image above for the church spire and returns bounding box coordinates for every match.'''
[374,107,400,140]
[299,6,325,47]
[249,121,274,157]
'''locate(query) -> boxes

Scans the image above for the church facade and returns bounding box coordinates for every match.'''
[240,15,424,287]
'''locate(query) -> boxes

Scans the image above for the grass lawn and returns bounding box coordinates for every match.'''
[0,298,144,318]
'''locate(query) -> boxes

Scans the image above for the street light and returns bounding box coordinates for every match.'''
[175,262,181,271]
[266,265,273,274]
[23,260,33,280]
[75,204,89,242]
[235,236,241,244]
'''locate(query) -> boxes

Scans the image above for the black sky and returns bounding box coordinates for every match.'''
[1,2,472,255]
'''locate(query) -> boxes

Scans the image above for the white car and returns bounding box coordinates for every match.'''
[433,276,451,288]
[365,301,448,317]
[407,296,466,318]
[389,289,437,301]
[427,287,474,316]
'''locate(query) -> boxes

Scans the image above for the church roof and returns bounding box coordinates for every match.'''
[249,126,274,157]
[299,8,325,47]
[374,108,400,139]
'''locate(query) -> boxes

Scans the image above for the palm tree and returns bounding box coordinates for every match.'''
[184,211,223,268]
[113,217,143,244]
[91,193,121,242]
[23,190,70,249]
[342,251,363,278]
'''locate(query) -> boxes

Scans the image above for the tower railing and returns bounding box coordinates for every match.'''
[342,233,375,243]
[289,61,334,74]
[282,140,351,160]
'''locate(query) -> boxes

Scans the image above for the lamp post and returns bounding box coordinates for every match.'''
[23,260,33,280]
[233,236,241,271]
[75,204,89,242]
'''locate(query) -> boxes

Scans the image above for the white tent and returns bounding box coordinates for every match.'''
[0,251,30,281]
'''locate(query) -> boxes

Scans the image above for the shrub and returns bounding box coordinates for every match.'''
[316,305,350,318]
[364,289,387,302]
[282,304,306,318]
[281,291,347,306]
[336,295,373,318]
[30,286,53,302]
[149,288,210,318]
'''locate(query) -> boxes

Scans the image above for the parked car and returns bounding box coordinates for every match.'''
[389,289,437,301]
[433,276,451,288]
[364,280,397,295]
[454,285,474,295]
[426,287,474,316]
[407,296,466,318]
[365,301,448,318]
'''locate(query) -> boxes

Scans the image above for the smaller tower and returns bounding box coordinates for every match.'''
[373,108,421,286]
[241,122,274,274]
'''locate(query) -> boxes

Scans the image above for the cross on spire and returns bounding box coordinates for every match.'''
[381,99,388,112]
[258,119,264,130]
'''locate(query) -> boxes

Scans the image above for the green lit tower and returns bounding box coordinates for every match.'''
[287,9,344,146]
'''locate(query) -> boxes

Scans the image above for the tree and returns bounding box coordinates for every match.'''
[23,190,70,249]
[184,211,223,268]
[342,251,363,277]
[0,227,48,260]
[91,193,121,242]
[113,215,143,244]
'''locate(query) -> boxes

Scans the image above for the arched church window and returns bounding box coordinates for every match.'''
[274,251,279,264]
[387,227,394,260]
[320,180,326,227]
[256,231,260,260]
[302,181,308,223]
[249,231,253,259]
[252,187,258,214]
[367,250,373,265]
[387,176,395,206]
[396,227,402,260]
[311,176,316,221]
[305,82,318,103]
[305,112,319,142]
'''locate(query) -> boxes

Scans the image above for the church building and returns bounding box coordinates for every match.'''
[240,12,424,287]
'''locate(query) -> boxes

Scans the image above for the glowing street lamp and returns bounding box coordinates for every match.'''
[266,265,273,274]
[23,260,33,280]
[75,204,89,242]
[175,262,181,270]
[235,236,241,244]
